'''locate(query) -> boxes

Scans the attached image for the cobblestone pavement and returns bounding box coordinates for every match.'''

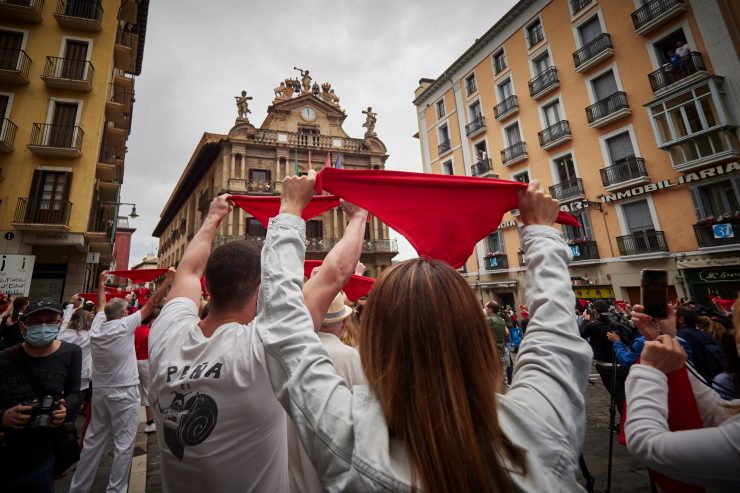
[56,373,655,492]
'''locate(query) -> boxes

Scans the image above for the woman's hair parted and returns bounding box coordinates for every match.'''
[359,258,526,493]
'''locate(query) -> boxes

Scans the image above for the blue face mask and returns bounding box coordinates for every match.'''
[23,324,59,347]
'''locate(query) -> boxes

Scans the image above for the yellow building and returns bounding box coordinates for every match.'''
[414,0,740,307]
[0,0,149,300]
[153,71,398,276]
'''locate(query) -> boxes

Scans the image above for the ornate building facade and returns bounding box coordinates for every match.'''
[154,70,398,275]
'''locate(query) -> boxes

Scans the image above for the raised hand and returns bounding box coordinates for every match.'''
[208,194,233,221]
[340,200,368,221]
[631,304,676,340]
[517,180,560,227]
[280,169,317,217]
[640,335,686,374]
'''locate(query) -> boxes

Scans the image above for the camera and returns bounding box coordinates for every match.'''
[606,307,637,346]
[24,395,58,429]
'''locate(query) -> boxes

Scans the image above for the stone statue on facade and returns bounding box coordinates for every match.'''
[320,83,340,106]
[273,81,288,100]
[294,66,312,94]
[311,81,321,97]
[283,78,300,99]
[235,90,253,120]
[362,106,378,136]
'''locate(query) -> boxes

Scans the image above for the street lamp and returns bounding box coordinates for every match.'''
[101,201,139,219]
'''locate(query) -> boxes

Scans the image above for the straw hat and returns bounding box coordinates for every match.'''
[323,292,353,324]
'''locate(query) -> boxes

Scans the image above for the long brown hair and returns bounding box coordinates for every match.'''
[359,259,526,492]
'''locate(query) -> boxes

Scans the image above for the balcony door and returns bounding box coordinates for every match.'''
[592,71,618,101]
[498,79,513,100]
[49,102,78,147]
[27,170,70,224]
[606,132,635,163]
[469,101,482,122]
[622,199,657,251]
[0,30,23,70]
[533,53,551,75]
[505,123,521,146]
[578,16,602,47]
[542,100,561,127]
[693,179,740,218]
[61,40,88,80]
[554,154,577,183]
[0,95,8,121]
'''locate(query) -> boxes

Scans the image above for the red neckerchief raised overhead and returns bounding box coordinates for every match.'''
[304,260,375,302]
[230,195,340,228]
[109,269,169,284]
[315,168,580,269]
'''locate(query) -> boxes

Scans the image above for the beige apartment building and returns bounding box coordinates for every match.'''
[153,71,398,276]
[414,0,739,307]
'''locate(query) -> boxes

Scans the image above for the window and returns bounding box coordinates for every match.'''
[249,168,271,182]
[577,16,602,46]
[0,94,9,119]
[498,79,513,100]
[246,218,267,237]
[469,101,482,122]
[0,30,23,70]
[50,102,79,147]
[563,209,593,241]
[652,28,689,66]
[692,178,740,218]
[306,220,323,239]
[622,200,655,234]
[436,99,445,118]
[234,154,242,178]
[442,160,454,175]
[554,154,577,183]
[513,171,530,183]
[474,141,488,161]
[526,19,544,47]
[61,40,89,79]
[298,126,319,135]
[592,70,618,101]
[486,231,505,254]
[493,50,507,74]
[542,100,561,127]
[533,52,551,75]
[465,73,477,96]
[651,84,722,145]
[505,123,521,146]
[605,132,635,163]
[438,124,450,145]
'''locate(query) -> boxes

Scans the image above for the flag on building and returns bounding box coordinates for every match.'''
[324,152,331,169]
[294,148,299,175]
[308,150,313,170]
[334,153,343,169]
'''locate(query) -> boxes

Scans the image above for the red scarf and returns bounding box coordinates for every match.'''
[709,295,735,311]
[231,195,340,228]
[304,260,375,302]
[314,168,579,268]
[80,292,128,304]
[109,269,169,284]
[620,365,705,493]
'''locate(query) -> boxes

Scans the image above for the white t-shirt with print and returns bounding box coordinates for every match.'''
[89,310,141,388]
[149,297,288,493]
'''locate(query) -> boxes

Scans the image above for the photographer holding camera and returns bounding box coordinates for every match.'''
[0,297,81,492]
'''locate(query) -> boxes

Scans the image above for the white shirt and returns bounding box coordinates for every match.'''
[149,297,288,493]
[675,43,690,58]
[288,332,366,493]
[58,327,91,390]
[89,310,141,388]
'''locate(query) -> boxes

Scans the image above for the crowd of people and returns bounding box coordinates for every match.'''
[0,173,737,492]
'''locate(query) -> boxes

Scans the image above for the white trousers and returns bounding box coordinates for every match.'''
[136,360,150,407]
[69,384,140,493]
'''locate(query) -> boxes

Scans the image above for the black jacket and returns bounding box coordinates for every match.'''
[580,315,615,363]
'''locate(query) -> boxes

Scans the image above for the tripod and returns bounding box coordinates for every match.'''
[606,352,617,493]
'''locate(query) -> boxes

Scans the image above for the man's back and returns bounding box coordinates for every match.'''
[581,316,614,363]
[486,314,507,356]
[149,297,287,493]
[90,311,141,387]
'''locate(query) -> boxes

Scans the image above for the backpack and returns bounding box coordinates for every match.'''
[678,328,726,381]
[509,326,523,352]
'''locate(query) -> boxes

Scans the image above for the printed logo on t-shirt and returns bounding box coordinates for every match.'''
[154,362,222,460]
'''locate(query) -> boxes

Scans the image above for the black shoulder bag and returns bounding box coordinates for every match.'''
[5,345,81,477]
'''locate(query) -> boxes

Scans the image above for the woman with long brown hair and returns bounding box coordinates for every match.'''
[256,179,593,491]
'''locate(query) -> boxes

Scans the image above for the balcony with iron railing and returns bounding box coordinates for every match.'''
[106,83,134,125]
[438,139,452,156]
[253,128,367,153]
[693,218,740,248]
[617,231,669,256]
[631,0,687,35]
[571,0,593,15]
[501,141,527,166]
[41,56,94,91]
[569,240,600,261]
[549,178,585,202]
[494,95,518,120]
[484,254,509,271]
[0,47,31,84]
[28,123,83,157]
[538,120,571,150]
[0,0,44,22]
[87,205,113,243]
[13,197,72,231]
[573,33,614,72]
[600,157,649,191]
[465,115,486,137]
[648,52,707,94]
[114,27,139,72]
[470,158,495,177]
[227,178,281,195]
[54,0,103,31]
[0,118,18,153]
[586,91,630,128]
[528,67,559,99]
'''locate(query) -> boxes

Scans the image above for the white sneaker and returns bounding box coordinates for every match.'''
[144,422,156,433]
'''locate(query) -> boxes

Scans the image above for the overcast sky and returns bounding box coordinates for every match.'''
[122,0,519,265]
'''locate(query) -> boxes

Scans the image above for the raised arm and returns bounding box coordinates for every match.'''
[96,270,108,313]
[303,200,367,330]
[168,195,233,305]
[506,180,593,450]
[139,268,176,320]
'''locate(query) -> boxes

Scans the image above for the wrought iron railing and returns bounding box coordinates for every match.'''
[648,52,706,93]
[693,219,740,248]
[573,33,613,69]
[29,123,84,150]
[494,95,518,119]
[0,47,32,78]
[88,205,113,240]
[617,231,668,255]
[600,157,648,187]
[0,118,17,149]
[55,0,102,21]
[98,143,123,163]
[549,178,584,201]
[0,0,44,16]
[631,0,685,31]
[586,91,629,123]
[14,197,72,226]
[107,83,134,105]
[501,141,527,165]
[538,120,571,147]
[528,67,558,97]
[43,56,94,82]
[484,254,509,271]
[438,140,451,155]
[465,115,486,136]
[569,240,599,261]
[241,235,398,253]
[470,158,493,176]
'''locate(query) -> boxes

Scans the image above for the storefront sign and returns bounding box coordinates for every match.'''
[23,232,85,249]
[573,286,615,299]
[560,200,603,213]
[601,162,740,203]
[698,269,740,283]
[677,257,740,269]
[0,254,36,296]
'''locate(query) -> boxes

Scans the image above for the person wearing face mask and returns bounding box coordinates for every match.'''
[0,297,82,492]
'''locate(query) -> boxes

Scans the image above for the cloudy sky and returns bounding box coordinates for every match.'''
[123,0,519,265]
